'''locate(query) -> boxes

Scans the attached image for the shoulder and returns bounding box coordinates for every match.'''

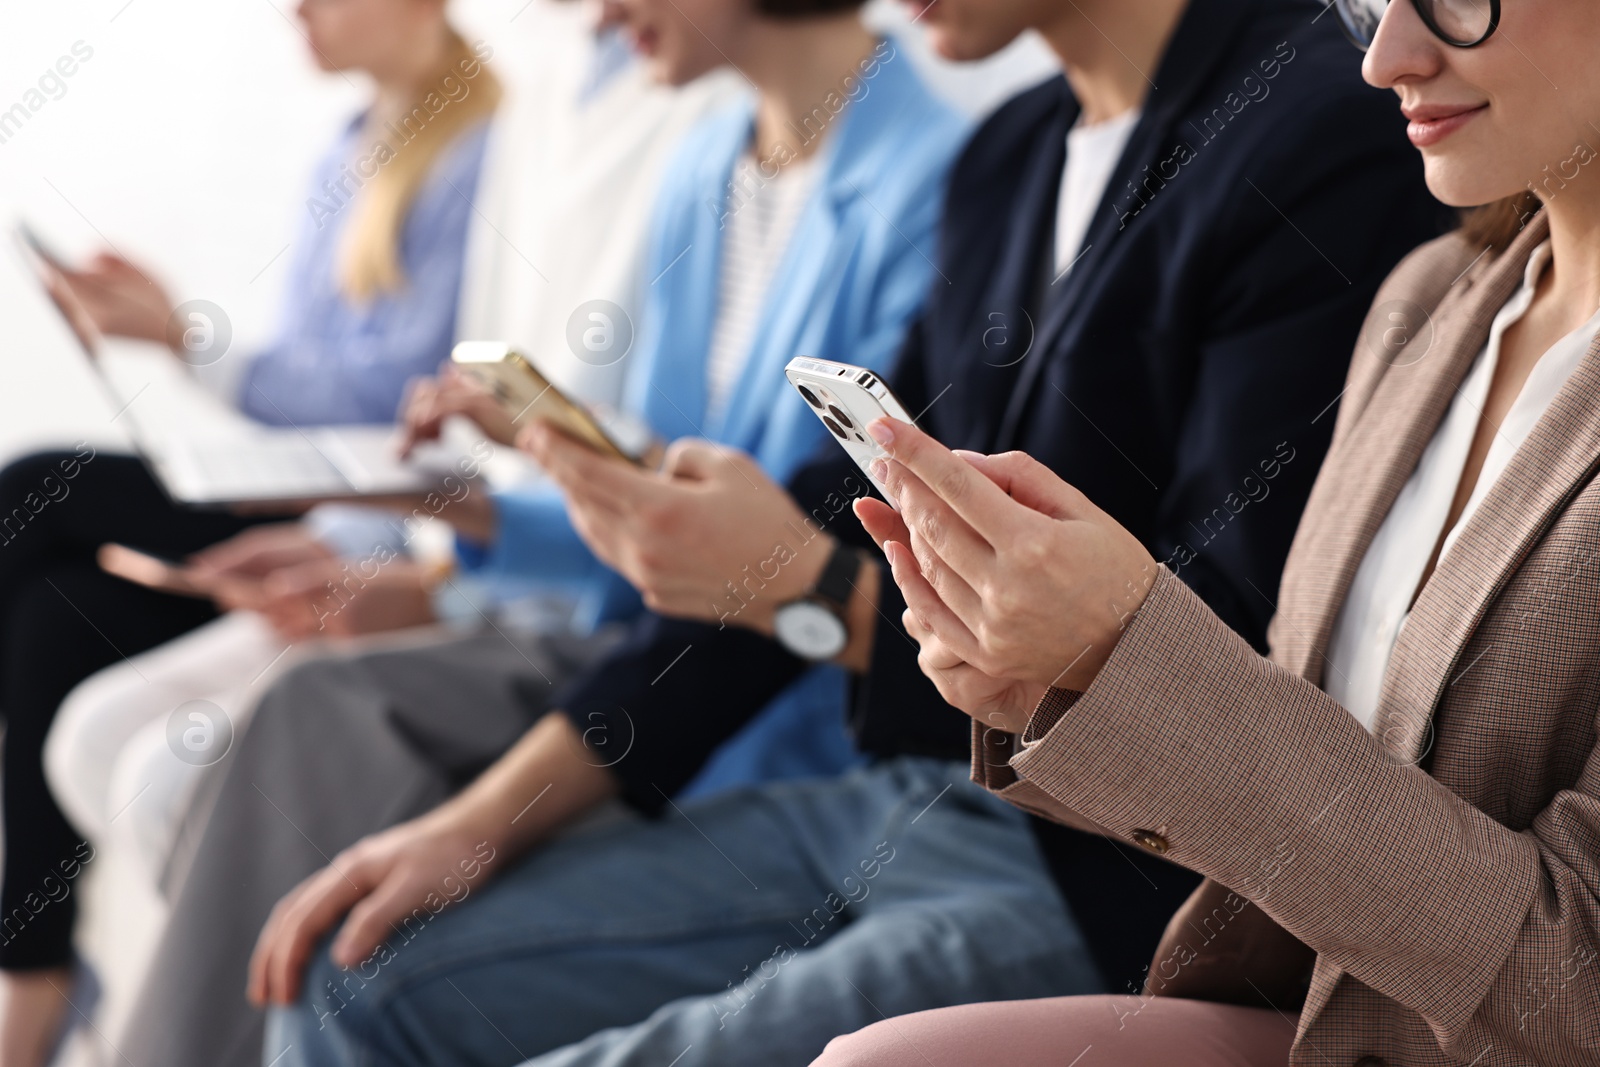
[950,76,1065,190]
[645,97,751,226]
[833,42,969,198]
[665,97,750,177]
[429,118,494,185]
[1373,229,1482,307]
[1338,230,1480,424]
[1187,12,1407,189]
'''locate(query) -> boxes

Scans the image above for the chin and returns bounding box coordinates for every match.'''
[1422,158,1520,210]
[927,25,1020,64]
[661,54,719,88]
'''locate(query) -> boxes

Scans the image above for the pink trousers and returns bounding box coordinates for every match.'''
[810,996,1297,1067]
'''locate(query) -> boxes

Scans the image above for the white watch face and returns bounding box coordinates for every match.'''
[774,599,848,660]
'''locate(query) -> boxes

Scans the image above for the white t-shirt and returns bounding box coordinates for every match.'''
[705,151,822,422]
[1324,241,1599,730]
[1053,108,1141,279]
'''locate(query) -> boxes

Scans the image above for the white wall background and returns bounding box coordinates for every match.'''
[0,0,1057,458]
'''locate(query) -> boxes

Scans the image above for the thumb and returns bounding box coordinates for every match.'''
[955,450,1097,522]
[662,438,733,482]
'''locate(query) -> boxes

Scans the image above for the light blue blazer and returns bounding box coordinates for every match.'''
[461,42,968,789]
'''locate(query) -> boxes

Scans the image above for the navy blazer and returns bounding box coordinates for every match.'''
[554,0,1448,989]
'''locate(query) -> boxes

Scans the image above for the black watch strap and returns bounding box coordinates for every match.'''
[811,541,862,612]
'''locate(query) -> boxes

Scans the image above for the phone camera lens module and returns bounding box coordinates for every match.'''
[827,405,854,429]
[798,385,823,408]
[822,416,848,440]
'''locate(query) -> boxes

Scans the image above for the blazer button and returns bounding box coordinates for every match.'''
[1352,1057,1387,1067]
[1130,829,1169,854]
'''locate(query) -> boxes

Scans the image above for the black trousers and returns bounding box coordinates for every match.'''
[0,449,276,969]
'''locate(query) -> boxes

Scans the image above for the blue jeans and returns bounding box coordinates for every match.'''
[265,758,1100,1067]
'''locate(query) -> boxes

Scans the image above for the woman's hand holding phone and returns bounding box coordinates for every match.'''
[398,366,518,458]
[853,417,1159,709]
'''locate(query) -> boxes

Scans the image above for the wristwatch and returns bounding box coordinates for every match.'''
[773,540,862,661]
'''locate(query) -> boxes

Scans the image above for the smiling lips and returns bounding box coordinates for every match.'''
[1402,103,1489,147]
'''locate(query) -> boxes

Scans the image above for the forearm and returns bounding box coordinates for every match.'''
[422,713,618,857]
[1007,570,1560,1048]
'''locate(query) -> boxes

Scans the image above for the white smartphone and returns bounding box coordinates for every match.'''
[785,356,915,507]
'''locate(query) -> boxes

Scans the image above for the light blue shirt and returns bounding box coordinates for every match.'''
[464,42,965,617]
[458,40,968,791]
[238,117,490,425]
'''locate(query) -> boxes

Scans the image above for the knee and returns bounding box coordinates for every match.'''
[259,657,348,721]
[43,692,101,838]
[0,451,73,502]
[811,1020,926,1067]
[242,659,346,753]
[45,669,144,836]
[0,452,85,540]
[266,990,369,1067]
[290,942,389,1046]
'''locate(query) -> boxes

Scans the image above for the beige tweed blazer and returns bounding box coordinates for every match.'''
[974,213,1600,1066]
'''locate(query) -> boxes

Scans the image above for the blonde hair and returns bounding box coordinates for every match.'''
[339,30,501,301]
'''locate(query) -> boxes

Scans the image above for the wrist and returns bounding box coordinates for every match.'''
[770,540,876,665]
[745,533,837,637]
[1051,554,1161,692]
[836,558,879,673]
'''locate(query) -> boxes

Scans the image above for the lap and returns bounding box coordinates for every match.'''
[163,627,612,889]
[249,626,614,779]
[0,449,271,561]
[285,760,1097,1066]
[812,995,1297,1067]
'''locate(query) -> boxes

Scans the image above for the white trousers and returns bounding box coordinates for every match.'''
[44,612,298,887]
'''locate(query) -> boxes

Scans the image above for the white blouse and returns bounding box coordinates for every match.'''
[1324,242,1600,731]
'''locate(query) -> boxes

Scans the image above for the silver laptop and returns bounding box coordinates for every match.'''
[12,230,464,507]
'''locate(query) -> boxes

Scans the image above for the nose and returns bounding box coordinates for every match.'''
[1363,0,1445,90]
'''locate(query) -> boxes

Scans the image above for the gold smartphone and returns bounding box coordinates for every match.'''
[450,341,645,466]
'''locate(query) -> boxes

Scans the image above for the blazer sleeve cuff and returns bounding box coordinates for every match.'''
[969,718,1110,836]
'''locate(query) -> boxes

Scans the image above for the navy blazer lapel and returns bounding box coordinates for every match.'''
[955,81,1073,450]
[997,0,1262,449]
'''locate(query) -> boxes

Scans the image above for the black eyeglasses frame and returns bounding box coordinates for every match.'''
[1333,0,1501,51]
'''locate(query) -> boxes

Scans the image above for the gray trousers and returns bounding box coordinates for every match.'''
[120,627,614,1067]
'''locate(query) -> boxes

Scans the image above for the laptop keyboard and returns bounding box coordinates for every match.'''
[181,439,351,494]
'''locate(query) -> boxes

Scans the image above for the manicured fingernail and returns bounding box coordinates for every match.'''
[869,459,888,483]
[867,419,895,448]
